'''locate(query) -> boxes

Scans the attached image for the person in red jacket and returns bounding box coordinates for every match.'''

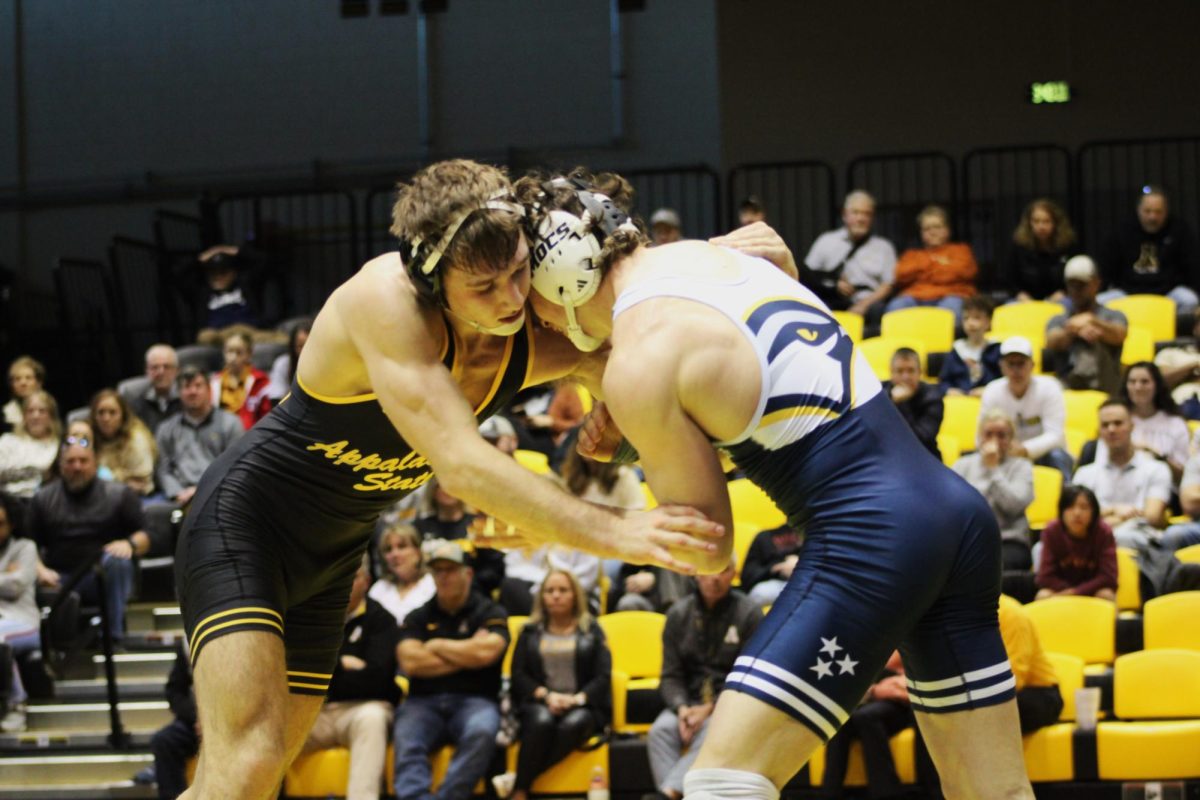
[1035,485,1118,601]
[211,330,272,430]
[885,205,978,325]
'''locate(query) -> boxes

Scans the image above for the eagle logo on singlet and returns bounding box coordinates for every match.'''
[305,440,434,493]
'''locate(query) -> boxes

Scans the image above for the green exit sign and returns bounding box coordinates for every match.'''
[1029,81,1072,104]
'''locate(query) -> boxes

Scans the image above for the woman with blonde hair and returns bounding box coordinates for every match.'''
[0,390,61,499]
[3,356,45,433]
[368,523,434,625]
[89,388,157,496]
[496,569,611,800]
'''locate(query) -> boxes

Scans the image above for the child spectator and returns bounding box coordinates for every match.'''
[939,295,1002,396]
[211,331,272,430]
[1035,485,1117,601]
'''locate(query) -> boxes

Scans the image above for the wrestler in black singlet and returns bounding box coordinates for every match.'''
[176,317,534,695]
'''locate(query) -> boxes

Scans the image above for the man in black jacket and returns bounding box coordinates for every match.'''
[882,348,943,459]
[297,557,401,800]
[740,525,804,608]
[1100,186,1199,313]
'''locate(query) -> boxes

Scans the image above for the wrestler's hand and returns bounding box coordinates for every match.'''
[709,222,798,280]
[614,506,723,575]
[576,401,624,463]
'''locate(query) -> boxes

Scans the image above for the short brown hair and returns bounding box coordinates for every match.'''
[390,160,524,304]
[963,295,994,318]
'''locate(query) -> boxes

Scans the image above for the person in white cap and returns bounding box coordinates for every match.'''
[1045,255,1128,394]
[979,335,1073,479]
[650,208,684,246]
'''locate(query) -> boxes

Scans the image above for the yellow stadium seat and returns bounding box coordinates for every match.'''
[1176,543,1200,565]
[1098,652,1200,780]
[1096,720,1200,780]
[1114,548,1141,611]
[1116,648,1200,719]
[937,433,960,466]
[1063,426,1088,461]
[881,306,955,353]
[286,748,356,797]
[1023,723,1076,782]
[1025,595,1116,665]
[1062,389,1108,439]
[991,301,1065,342]
[504,740,608,795]
[1120,325,1155,367]
[1107,293,1178,344]
[1027,466,1063,531]
[513,449,550,474]
[939,394,982,453]
[598,611,665,679]
[832,310,864,343]
[804,728,916,787]
[1043,651,1085,721]
[1143,591,1200,651]
[502,615,529,677]
[858,336,928,380]
[732,520,762,582]
[639,481,657,509]
[727,478,787,530]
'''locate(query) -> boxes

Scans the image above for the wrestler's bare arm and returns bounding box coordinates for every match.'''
[330,263,720,572]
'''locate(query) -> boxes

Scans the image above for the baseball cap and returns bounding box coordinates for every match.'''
[478,416,516,442]
[999,336,1034,359]
[424,539,466,566]
[1063,255,1098,282]
[650,208,681,229]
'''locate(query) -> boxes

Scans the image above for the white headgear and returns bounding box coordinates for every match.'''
[529,180,637,352]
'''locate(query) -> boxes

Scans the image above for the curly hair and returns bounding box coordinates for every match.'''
[390,160,525,303]
[514,166,648,275]
[89,388,151,449]
[1012,198,1076,253]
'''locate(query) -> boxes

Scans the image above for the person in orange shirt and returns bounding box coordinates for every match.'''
[885,205,978,324]
[997,594,1062,734]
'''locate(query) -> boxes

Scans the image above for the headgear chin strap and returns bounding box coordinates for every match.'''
[529,179,638,352]
[445,306,526,337]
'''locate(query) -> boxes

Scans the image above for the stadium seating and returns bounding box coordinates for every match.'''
[832,310,864,343]
[1143,591,1200,651]
[1062,389,1108,439]
[991,301,1064,342]
[939,394,982,454]
[858,336,928,380]
[936,433,960,466]
[513,449,550,474]
[1176,543,1200,565]
[501,615,529,677]
[1026,466,1063,531]
[1120,325,1155,367]
[880,306,955,353]
[1022,650,1080,784]
[1115,547,1141,611]
[598,611,666,734]
[1025,595,1116,666]
[727,478,787,530]
[1107,294,1177,344]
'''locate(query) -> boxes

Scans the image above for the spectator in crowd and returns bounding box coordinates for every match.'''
[885,205,977,322]
[648,559,761,800]
[369,523,435,626]
[1004,198,1078,304]
[939,295,1001,397]
[611,561,693,614]
[953,409,1034,570]
[650,209,684,246]
[124,344,181,435]
[1072,399,1171,549]
[819,650,916,800]
[1100,186,1199,313]
[414,478,504,597]
[1102,361,1190,485]
[3,356,45,434]
[1155,309,1200,419]
[497,570,612,800]
[300,557,402,800]
[195,245,263,344]
[155,366,244,507]
[802,190,897,321]
[980,336,1073,479]
[0,493,39,733]
[737,196,766,227]
[393,540,509,800]
[266,318,312,403]
[882,348,942,458]
[514,382,585,464]
[479,415,519,457]
[30,437,150,643]
[149,645,199,800]
[0,390,62,500]
[1045,255,1128,394]
[1157,447,1200,553]
[212,330,272,430]
[1035,485,1117,601]
[997,595,1064,733]
[89,389,157,496]
[739,523,803,608]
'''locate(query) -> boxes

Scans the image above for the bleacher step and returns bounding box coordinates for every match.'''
[26,701,172,733]
[0,752,152,787]
[0,729,155,751]
[90,652,174,680]
[124,603,182,634]
[55,677,164,703]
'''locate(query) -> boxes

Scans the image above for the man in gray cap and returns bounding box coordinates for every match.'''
[393,539,509,800]
[651,208,684,246]
[1046,255,1128,393]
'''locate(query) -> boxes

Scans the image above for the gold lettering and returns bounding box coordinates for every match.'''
[307,440,348,459]
[334,449,363,466]
[377,458,400,472]
[354,454,383,473]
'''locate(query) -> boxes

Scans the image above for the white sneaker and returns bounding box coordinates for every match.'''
[1,705,27,733]
[492,771,516,799]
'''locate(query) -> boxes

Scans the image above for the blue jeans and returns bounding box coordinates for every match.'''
[392,693,499,800]
[77,552,134,643]
[1162,521,1200,551]
[1035,448,1074,483]
[0,620,40,706]
[884,294,966,325]
[1097,286,1200,315]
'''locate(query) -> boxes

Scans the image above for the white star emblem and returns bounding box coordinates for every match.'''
[810,659,834,679]
[836,654,858,676]
[819,637,842,657]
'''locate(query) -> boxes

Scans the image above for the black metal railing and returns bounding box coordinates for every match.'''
[847,151,957,252]
[726,160,836,256]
